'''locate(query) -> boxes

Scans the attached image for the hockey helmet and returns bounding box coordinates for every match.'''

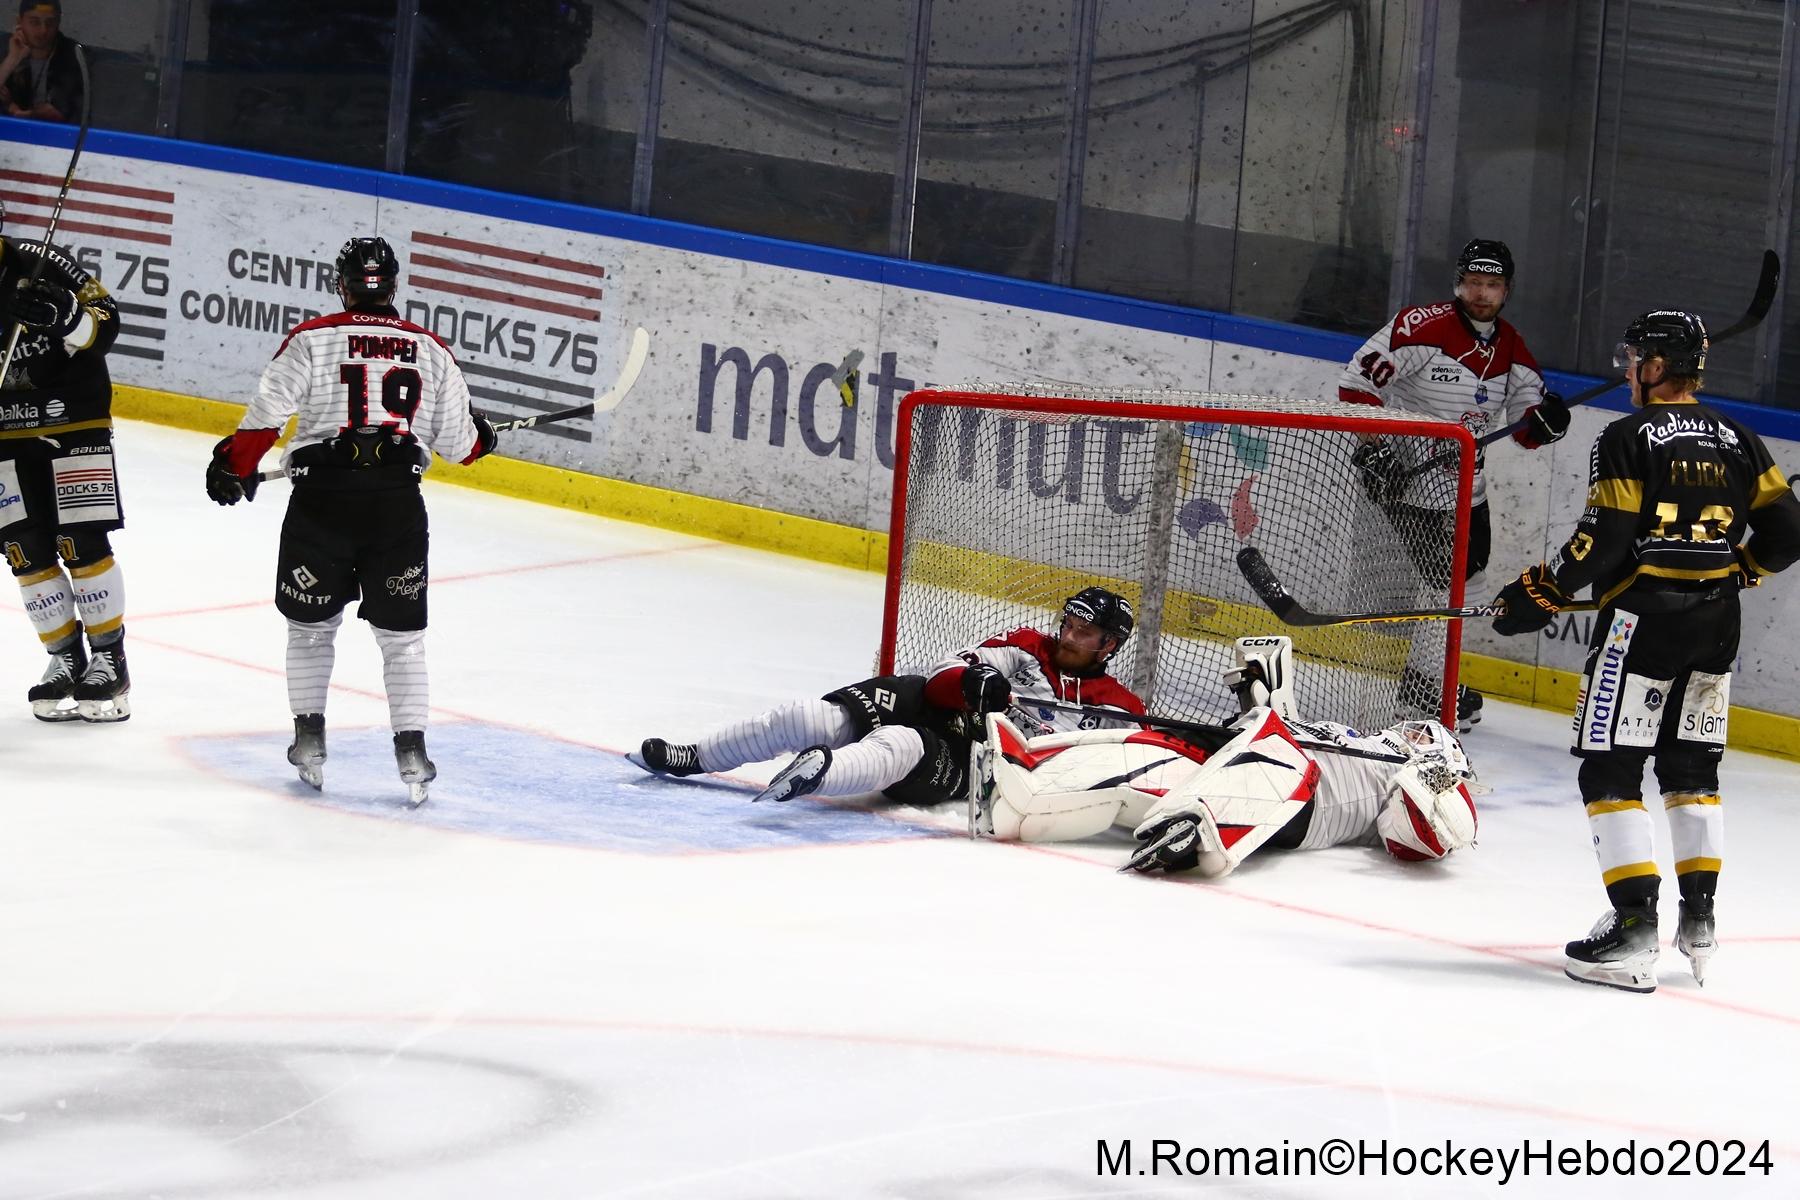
[1062,586,1134,648]
[1455,238,1514,283]
[1615,310,1707,379]
[336,237,400,302]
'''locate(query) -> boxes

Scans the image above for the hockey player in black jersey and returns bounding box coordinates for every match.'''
[0,199,131,721]
[1491,310,1800,993]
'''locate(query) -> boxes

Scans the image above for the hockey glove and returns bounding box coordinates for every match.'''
[960,663,1012,715]
[205,435,259,506]
[464,413,499,464]
[1492,562,1566,635]
[1520,392,1570,447]
[9,280,81,338]
[1124,816,1202,874]
[1350,440,1405,508]
[1734,543,1764,590]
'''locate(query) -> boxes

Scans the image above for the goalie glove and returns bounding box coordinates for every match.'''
[1492,562,1567,635]
[1350,439,1405,508]
[960,663,1011,715]
[205,435,259,506]
[9,279,82,338]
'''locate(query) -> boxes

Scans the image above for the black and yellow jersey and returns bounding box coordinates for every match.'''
[0,237,120,438]
[1548,397,1800,609]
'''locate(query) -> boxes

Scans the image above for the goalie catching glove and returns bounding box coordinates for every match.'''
[1492,562,1569,635]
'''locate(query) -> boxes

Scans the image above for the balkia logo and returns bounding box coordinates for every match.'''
[0,402,40,422]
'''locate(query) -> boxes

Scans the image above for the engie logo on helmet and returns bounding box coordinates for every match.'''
[1463,260,1505,274]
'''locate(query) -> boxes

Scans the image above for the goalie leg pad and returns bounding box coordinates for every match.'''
[1132,707,1318,877]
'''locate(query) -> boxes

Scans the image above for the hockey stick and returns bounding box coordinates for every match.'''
[1235,545,1597,626]
[254,325,650,482]
[1025,697,1407,763]
[1392,249,1783,483]
[831,349,864,406]
[0,42,93,384]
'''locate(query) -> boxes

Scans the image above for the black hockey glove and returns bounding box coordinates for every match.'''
[9,280,81,338]
[960,663,1011,715]
[205,435,259,506]
[1350,440,1405,508]
[1124,816,1202,874]
[1492,563,1566,636]
[1733,543,1763,590]
[469,412,499,461]
[1523,392,1570,447]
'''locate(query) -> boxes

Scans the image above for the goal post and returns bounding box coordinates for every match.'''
[879,387,1476,732]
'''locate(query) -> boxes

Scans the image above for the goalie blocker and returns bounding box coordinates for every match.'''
[968,637,1482,877]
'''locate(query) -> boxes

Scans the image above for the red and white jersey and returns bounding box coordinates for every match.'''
[241,309,481,468]
[1337,302,1545,508]
[931,627,1146,732]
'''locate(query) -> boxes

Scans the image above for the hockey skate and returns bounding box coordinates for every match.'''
[1674,899,1717,986]
[287,713,326,790]
[72,641,130,723]
[28,640,87,723]
[752,745,830,803]
[394,730,436,807]
[1456,685,1483,732]
[628,737,704,777]
[1564,907,1659,993]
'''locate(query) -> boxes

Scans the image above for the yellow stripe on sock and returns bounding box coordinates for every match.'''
[85,615,124,637]
[1602,861,1661,887]
[1675,856,1723,875]
[1664,793,1722,808]
[36,618,78,645]
[17,565,62,586]
[1586,798,1646,816]
[67,556,115,579]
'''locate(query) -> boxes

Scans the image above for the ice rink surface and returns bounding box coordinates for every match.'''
[2,421,1796,1199]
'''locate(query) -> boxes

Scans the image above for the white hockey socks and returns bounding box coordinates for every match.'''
[17,565,78,648]
[809,725,928,797]
[1664,791,1723,889]
[373,625,429,734]
[1586,797,1659,901]
[285,613,342,716]
[697,698,856,773]
[69,556,125,646]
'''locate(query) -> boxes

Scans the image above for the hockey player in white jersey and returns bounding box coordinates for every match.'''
[204,237,499,804]
[1338,238,1569,731]
[969,637,1481,878]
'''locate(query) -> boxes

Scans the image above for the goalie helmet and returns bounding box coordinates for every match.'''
[1616,309,1707,379]
[1455,238,1513,283]
[335,237,400,303]
[1062,587,1133,649]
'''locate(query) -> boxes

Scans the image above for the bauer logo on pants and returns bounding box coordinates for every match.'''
[51,452,119,524]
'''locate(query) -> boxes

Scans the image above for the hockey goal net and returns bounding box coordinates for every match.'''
[879,387,1476,731]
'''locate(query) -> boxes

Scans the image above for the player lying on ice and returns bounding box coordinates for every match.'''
[971,637,1483,877]
[629,586,1147,804]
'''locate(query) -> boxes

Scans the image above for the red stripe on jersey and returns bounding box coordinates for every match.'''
[412,231,608,278]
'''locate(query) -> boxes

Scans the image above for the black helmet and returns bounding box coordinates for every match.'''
[1455,238,1514,283]
[1616,310,1707,378]
[335,237,400,302]
[1062,587,1134,647]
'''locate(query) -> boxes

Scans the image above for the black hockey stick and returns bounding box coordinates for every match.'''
[1393,249,1783,484]
[1025,697,1407,763]
[0,42,93,383]
[1235,545,1597,626]
[253,325,650,483]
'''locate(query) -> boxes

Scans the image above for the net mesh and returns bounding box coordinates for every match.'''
[882,387,1473,731]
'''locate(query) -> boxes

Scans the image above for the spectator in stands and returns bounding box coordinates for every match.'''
[2,0,82,123]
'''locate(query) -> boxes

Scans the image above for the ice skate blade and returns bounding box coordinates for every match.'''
[1676,937,1715,987]
[294,764,324,790]
[32,698,83,722]
[1564,959,1657,994]
[405,780,430,807]
[76,694,131,723]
